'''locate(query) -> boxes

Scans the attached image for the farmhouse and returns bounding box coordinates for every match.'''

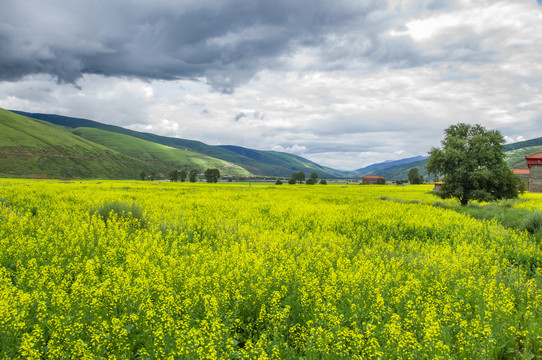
[511,168,530,191]
[432,181,444,192]
[361,175,385,185]
[526,152,542,193]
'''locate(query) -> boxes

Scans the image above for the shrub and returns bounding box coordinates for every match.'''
[320,179,327,185]
[275,179,283,185]
[92,201,147,228]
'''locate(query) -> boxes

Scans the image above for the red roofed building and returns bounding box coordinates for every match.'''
[361,175,385,185]
[525,152,542,193]
[511,168,529,191]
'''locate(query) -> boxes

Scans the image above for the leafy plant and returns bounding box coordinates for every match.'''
[92,200,147,228]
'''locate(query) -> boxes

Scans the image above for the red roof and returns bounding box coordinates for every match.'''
[526,152,542,168]
[512,168,529,175]
[526,152,542,160]
[362,175,385,179]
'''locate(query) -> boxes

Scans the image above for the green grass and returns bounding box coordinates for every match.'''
[0,108,149,179]
[0,109,250,179]
[73,127,251,176]
[453,202,530,229]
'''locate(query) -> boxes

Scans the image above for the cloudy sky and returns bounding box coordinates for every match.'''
[1,0,541,170]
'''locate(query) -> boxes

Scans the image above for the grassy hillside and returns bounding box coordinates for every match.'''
[218,145,347,178]
[13,111,347,178]
[504,145,542,168]
[73,127,251,176]
[0,108,148,179]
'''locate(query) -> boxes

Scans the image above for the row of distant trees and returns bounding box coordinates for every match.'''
[139,168,219,183]
[279,171,327,185]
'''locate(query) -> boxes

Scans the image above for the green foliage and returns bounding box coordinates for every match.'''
[305,178,316,185]
[376,178,386,185]
[426,123,519,206]
[139,171,146,181]
[275,179,283,185]
[179,170,187,182]
[291,171,305,184]
[168,169,180,182]
[189,169,198,183]
[288,178,296,185]
[92,200,147,229]
[310,172,318,180]
[320,179,327,185]
[407,167,424,184]
[204,168,220,183]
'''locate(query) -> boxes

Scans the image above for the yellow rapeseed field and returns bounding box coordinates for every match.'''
[1,180,541,359]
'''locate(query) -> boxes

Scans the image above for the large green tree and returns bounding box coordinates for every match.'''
[426,123,519,206]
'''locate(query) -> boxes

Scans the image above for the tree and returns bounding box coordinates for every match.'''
[426,123,519,206]
[310,172,318,181]
[179,170,187,182]
[294,171,305,184]
[188,169,198,183]
[275,179,282,185]
[149,171,156,181]
[288,178,296,185]
[139,171,147,181]
[305,177,316,185]
[169,169,180,182]
[204,168,220,183]
[376,177,386,185]
[407,168,424,184]
[320,179,327,185]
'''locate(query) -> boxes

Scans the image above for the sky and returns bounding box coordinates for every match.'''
[1,0,541,170]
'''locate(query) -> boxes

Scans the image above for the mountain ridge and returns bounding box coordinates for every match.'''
[6,109,542,181]
[9,110,348,178]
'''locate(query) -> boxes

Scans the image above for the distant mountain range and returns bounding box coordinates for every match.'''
[3,109,346,179]
[2,108,541,180]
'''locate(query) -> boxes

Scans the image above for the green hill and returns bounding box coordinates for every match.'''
[0,109,250,179]
[0,108,148,179]
[503,145,542,169]
[73,127,250,176]
[12,111,347,178]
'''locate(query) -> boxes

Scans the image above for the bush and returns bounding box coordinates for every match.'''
[320,179,327,185]
[275,179,282,185]
[92,201,147,228]
[288,178,296,185]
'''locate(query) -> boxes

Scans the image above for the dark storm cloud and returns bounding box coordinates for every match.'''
[0,0,392,92]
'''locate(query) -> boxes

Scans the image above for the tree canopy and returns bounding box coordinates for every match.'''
[407,168,424,184]
[204,168,220,183]
[188,169,198,183]
[426,123,519,206]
